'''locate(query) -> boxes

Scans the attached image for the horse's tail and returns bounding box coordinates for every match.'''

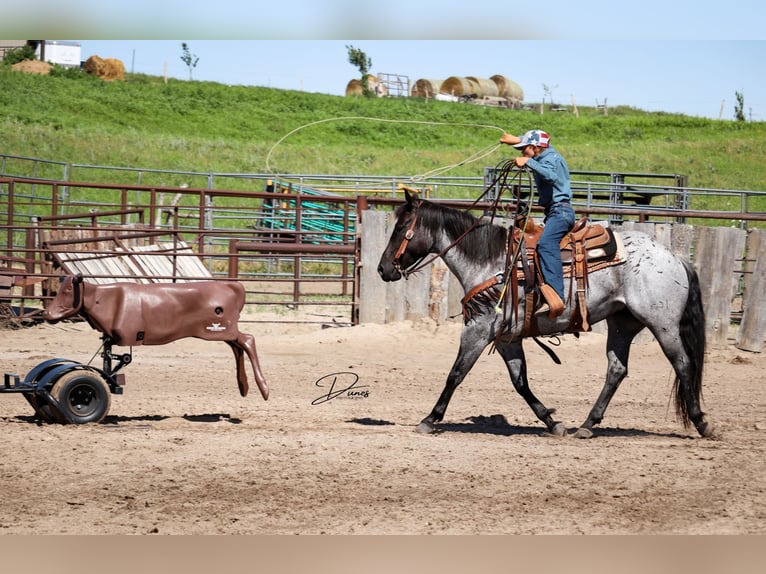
[674,259,705,427]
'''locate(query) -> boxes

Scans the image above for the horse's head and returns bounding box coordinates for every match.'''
[377,191,433,282]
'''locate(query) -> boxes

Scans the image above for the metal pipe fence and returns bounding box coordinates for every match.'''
[2,169,765,325]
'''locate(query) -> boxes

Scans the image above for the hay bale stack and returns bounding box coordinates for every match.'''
[345,75,384,97]
[490,74,524,103]
[440,76,480,97]
[411,78,443,98]
[466,77,499,97]
[83,55,125,81]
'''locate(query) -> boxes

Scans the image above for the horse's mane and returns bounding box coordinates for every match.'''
[415,200,508,265]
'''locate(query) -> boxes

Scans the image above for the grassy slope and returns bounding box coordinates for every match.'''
[1,68,765,201]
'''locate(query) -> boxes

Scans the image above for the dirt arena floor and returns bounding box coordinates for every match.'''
[1,310,764,535]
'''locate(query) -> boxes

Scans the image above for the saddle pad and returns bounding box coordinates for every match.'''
[563,228,627,278]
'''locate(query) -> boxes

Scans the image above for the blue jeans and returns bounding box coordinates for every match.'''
[537,201,576,301]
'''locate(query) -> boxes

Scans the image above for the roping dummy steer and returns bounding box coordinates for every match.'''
[44,275,269,400]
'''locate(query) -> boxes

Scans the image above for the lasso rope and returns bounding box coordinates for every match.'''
[264,115,506,183]
[266,115,537,315]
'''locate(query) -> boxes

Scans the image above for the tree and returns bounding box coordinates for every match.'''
[734,91,746,122]
[542,83,558,108]
[2,44,37,66]
[180,42,199,80]
[346,44,374,97]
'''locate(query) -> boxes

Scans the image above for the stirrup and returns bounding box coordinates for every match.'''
[534,302,550,317]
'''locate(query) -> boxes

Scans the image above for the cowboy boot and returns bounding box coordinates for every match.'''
[536,284,565,319]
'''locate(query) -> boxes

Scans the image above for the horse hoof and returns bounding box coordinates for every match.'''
[697,420,715,438]
[573,427,594,439]
[547,422,567,437]
[415,421,436,434]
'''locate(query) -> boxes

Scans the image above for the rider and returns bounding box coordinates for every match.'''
[499,129,575,318]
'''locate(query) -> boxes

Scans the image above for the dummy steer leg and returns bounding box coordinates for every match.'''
[228,332,269,400]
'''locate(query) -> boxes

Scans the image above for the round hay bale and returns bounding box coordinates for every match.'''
[83,55,106,76]
[345,75,380,97]
[102,58,125,81]
[440,76,480,97]
[466,77,499,98]
[491,74,524,102]
[411,78,443,98]
[83,55,125,81]
[345,79,363,96]
[11,60,53,75]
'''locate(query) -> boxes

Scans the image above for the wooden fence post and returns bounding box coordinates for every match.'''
[670,224,695,260]
[358,209,387,324]
[403,265,431,321]
[736,229,766,352]
[428,260,451,323]
[694,226,747,348]
[359,209,450,325]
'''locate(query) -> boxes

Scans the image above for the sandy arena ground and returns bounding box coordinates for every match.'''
[0,310,764,535]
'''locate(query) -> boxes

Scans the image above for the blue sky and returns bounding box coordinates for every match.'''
[5,1,766,119]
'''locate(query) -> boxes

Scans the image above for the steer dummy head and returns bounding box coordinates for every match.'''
[44,274,85,323]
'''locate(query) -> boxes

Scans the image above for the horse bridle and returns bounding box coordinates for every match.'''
[392,212,424,278]
[391,206,486,279]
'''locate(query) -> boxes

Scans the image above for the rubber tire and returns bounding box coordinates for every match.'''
[49,371,111,424]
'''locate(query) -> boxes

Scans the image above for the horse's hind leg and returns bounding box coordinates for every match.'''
[574,311,644,438]
[495,341,565,436]
[653,329,711,437]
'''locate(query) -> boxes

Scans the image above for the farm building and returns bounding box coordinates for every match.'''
[0,40,29,60]
[0,40,81,68]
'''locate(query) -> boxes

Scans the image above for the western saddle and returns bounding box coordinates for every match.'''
[461,215,624,335]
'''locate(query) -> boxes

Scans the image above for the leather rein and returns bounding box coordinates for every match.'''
[392,162,528,280]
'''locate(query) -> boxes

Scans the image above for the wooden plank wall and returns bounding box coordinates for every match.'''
[736,229,766,352]
[359,209,764,352]
[694,227,747,348]
[50,242,212,284]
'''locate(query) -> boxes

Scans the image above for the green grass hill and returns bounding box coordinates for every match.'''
[1,67,765,196]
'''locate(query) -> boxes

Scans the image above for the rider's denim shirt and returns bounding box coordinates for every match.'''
[525,145,572,207]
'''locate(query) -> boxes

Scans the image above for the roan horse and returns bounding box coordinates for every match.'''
[377,191,713,438]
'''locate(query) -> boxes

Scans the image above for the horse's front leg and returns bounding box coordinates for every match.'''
[416,323,489,434]
[495,340,566,436]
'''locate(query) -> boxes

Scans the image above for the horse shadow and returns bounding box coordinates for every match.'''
[105,413,243,425]
[9,413,243,425]
[348,414,694,439]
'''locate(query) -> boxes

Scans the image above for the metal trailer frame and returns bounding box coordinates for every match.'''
[1,336,129,424]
